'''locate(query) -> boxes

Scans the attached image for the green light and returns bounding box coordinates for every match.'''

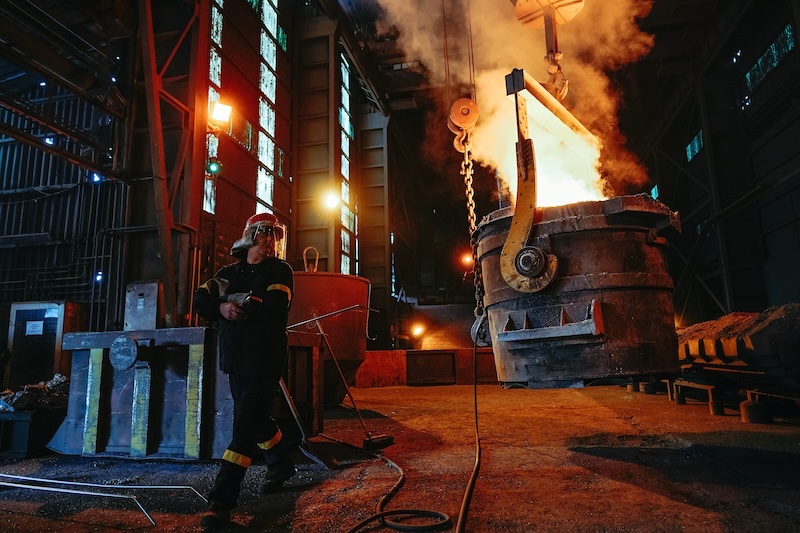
[206,157,221,175]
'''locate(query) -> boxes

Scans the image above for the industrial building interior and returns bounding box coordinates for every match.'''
[0,0,799,531]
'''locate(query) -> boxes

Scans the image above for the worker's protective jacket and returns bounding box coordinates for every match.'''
[194,257,293,377]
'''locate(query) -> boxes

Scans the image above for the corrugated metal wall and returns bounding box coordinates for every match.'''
[0,80,126,330]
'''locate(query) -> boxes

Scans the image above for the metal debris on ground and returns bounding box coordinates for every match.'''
[0,373,69,412]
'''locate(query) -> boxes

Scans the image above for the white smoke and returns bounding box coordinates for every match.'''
[373,0,655,200]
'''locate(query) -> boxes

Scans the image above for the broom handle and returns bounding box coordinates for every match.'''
[315,320,372,437]
[279,377,309,444]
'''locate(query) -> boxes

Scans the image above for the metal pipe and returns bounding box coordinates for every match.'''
[0,481,156,526]
[287,304,371,330]
[0,473,207,503]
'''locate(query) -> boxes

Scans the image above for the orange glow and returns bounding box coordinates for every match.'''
[472,70,607,209]
[323,192,340,210]
[411,323,425,337]
[508,88,604,206]
[209,102,232,123]
[461,253,474,268]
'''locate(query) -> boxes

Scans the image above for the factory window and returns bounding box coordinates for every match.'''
[258,131,275,169]
[261,0,277,37]
[341,205,355,232]
[745,23,795,92]
[209,48,222,87]
[686,130,703,162]
[203,176,216,214]
[211,6,223,46]
[341,229,351,254]
[277,26,287,52]
[261,29,277,69]
[205,5,223,215]
[260,63,276,102]
[206,0,288,220]
[256,166,274,206]
[339,51,357,274]
[341,254,351,275]
[259,97,275,132]
[255,202,273,215]
[229,114,253,152]
[276,147,284,177]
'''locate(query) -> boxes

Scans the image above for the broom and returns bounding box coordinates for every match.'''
[315,320,394,450]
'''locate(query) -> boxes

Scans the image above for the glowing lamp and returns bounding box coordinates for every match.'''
[323,192,340,210]
[209,102,232,123]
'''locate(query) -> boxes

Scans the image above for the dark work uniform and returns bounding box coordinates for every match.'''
[194,256,293,510]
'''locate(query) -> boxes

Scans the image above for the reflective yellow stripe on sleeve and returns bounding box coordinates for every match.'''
[256,429,282,451]
[222,449,252,468]
[267,283,292,304]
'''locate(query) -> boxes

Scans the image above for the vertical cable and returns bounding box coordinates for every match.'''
[441,0,451,105]
[465,0,477,101]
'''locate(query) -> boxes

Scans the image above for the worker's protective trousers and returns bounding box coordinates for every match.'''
[208,372,288,510]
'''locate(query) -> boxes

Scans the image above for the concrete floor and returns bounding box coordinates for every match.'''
[1,384,799,532]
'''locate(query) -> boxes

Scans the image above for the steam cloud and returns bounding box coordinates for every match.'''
[374,0,655,201]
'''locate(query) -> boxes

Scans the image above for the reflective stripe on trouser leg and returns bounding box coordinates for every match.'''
[257,429,282,451]
[222,448,253,468]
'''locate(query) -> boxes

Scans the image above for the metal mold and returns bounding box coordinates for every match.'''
[288,272,370,406]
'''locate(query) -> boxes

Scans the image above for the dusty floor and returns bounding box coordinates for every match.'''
[0,383,799,532]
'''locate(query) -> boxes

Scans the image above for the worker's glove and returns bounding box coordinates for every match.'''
[224,292,263,313]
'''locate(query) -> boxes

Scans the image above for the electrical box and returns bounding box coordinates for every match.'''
[3,302,86,390]
[124,281,163,331]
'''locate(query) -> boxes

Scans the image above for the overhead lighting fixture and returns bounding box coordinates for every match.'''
[323,192,340,210]
[209,102,232,123]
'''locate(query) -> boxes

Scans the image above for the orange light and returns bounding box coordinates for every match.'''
[506,88,604,207]
[461,253,474,267]
[209,102,232,123]
[323,193,340,210]
[411,324,425,337]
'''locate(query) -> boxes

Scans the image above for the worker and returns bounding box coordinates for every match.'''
[193,212,295,529]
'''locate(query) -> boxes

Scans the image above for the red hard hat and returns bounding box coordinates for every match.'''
[245,212,279,228]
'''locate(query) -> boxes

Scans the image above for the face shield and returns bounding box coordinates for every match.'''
[251,220,287,260]
[230,214,288,260]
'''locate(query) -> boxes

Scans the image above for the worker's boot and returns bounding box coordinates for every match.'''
[258,441,296,494]
[201,461,243,528]
[199,503,231,530]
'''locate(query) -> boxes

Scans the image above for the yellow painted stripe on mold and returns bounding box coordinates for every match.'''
[257,429,282,451]
[267,283,292,303]
[184,343,204,459]
[222,449,252,468]
[82,348,104,455]
[130,363,151,457]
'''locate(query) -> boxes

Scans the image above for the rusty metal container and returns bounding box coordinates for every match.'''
[475,194,680,388]
[288,272,370,405]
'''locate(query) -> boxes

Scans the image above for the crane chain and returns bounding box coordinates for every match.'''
[460,138,485,316]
